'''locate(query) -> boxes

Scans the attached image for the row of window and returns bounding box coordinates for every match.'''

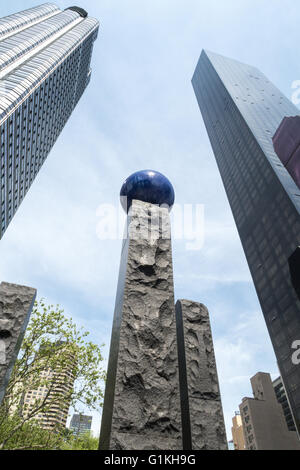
[0,10,80,71]
[0,3,59,40]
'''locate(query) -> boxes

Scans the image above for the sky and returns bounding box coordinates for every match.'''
[0,0,299,440]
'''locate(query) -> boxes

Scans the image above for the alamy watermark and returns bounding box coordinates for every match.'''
[96,199,205,251]
[292,341,300,366]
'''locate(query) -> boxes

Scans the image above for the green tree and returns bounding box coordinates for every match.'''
[62,431,99,451]
[0,300,106,450]
[0,416,63,450]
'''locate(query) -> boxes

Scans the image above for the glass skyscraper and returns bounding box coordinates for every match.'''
[192,50,300,433]
[0,3,99,238]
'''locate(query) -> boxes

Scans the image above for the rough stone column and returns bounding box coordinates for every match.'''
[99,200,182,450]
[175,300,227,450]
[0,282,37,405]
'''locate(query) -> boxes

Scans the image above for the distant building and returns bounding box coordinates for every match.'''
[239,372,300,450]
[273,376,297,432]
[231,412,246,450]
[228,440,235,451]
[70,413,92,436]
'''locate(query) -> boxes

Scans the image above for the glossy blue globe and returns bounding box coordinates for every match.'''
[120,170,175,212]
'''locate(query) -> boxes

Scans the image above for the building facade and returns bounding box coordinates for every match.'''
[233,376,297,449]
[273,116,300,190]
[239,373,300,450]
[273,376,297,432]
[192,50,300,433]
[231,412,246,450]
[0,3,99,238]
[21,342,77,431]
[70,413,92,436]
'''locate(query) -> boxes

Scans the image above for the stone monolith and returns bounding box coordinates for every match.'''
[0,282,36,405]
[99,200,182,450]
[175,300,227,450]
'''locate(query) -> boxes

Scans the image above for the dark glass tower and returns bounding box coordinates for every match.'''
[0,3,99,239]
[192,50,300,433]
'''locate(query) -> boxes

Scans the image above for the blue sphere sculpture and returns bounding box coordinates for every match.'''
[120,170,175,212]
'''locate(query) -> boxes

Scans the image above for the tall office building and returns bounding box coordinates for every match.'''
[70,413,92,436]
[192,50,300,433]
[0,3,99,239]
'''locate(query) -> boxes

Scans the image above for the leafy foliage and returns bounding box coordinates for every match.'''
[0,415,63,450]
[61,431,99,450]
[0,300,106,450]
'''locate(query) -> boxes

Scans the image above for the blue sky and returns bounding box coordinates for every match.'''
[0,0,299,439]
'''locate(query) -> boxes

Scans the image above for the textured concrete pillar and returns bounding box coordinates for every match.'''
[99,200,182,450]
[0,282,36,405]
[175,300,227,450]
